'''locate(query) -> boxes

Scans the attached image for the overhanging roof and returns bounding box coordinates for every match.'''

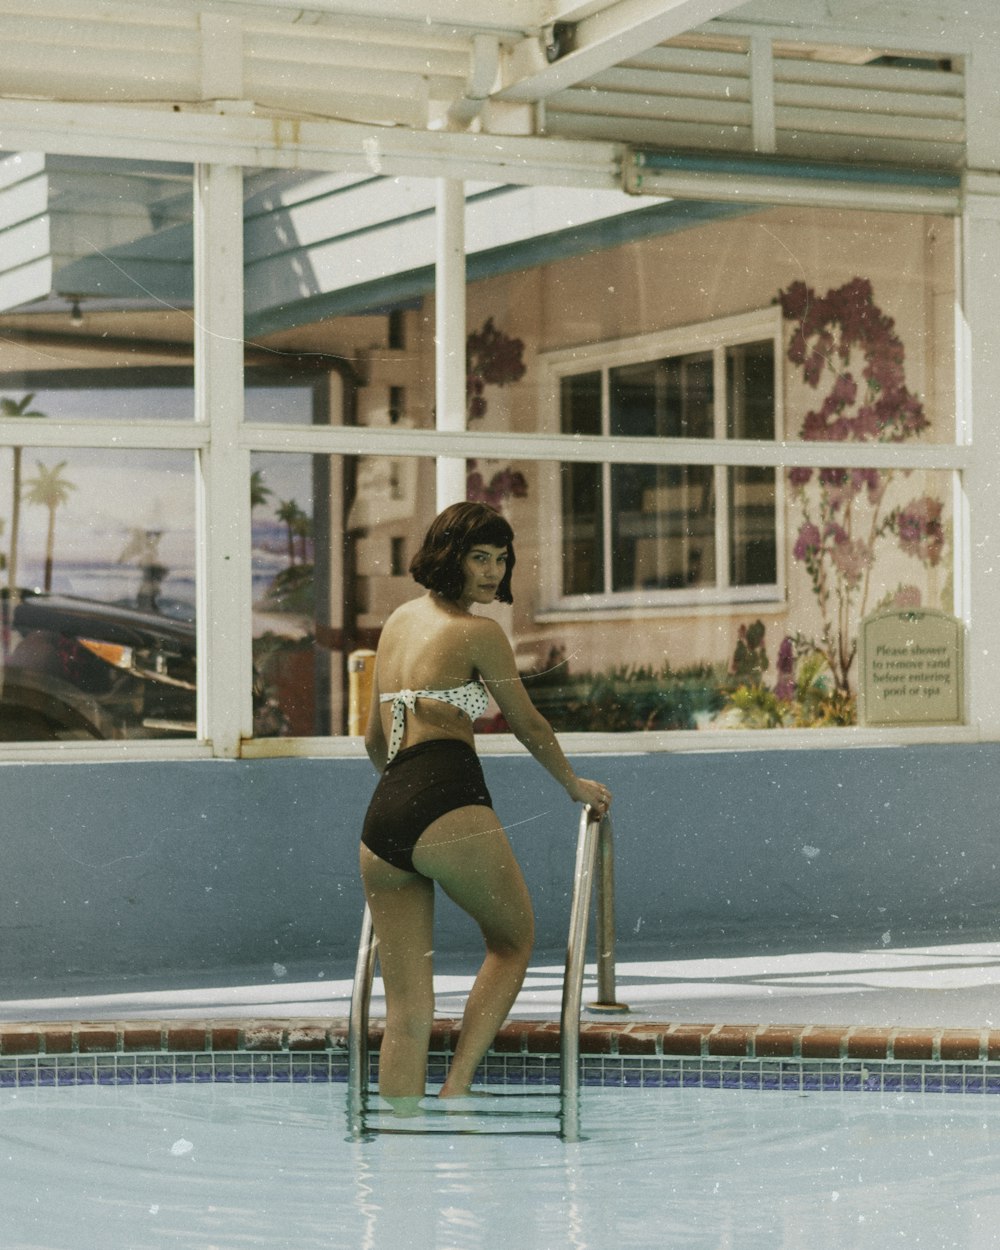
[0,0,975,171]
[0,0,985,330]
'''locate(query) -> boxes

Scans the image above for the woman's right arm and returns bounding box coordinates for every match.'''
[471,619,609,811]
[364,656,389,773]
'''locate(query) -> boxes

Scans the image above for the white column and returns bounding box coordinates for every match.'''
[959,172,1000,736]
[435,178,467,508]
[193,162,253,756]
[749,35,776,155]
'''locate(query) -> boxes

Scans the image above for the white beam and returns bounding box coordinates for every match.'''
[959,173,1000,737]
[91,0,538,35]
[435,179,468,509]
[965,47,1000,173]
[0,99,622,190]
[749,33,775,155]
[497,0,752,102]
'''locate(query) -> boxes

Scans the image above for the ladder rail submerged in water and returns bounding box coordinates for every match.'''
[347,807,622,1139]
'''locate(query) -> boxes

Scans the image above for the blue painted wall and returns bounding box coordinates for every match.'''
[0,743,993,998]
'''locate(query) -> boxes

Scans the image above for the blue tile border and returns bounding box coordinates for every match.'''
[5,1049,1000,1095]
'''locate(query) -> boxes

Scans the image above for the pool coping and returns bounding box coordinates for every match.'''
[0,1018,992,1064]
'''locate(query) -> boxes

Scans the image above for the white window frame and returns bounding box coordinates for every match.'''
[0,122,980,758]
[538,309,787,615]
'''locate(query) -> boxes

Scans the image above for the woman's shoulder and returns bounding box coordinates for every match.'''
[380,595,504,648]
[379,596,428,635]
[463,614,513,670]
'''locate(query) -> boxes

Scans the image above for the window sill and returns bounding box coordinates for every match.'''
[0,722,984,764]
[0,739,215,766]
[472,723,982,755]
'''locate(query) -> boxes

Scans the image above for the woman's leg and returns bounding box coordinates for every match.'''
[359,844,436,1106]
[412,806,534,1097]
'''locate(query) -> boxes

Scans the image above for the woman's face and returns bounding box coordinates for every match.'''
[459,543,508,607]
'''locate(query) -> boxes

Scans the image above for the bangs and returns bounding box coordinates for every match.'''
[465,514,514,552]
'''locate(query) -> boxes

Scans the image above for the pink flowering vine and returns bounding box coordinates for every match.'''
[466,460,528,509]
[894,496,945,566]
[780,277,945,696]
[464,318,528,508]
[466,317,526,422]
[774,636,796,702]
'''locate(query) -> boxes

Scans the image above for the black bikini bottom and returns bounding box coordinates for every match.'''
[361,739,494,874]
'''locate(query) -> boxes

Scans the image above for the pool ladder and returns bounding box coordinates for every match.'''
[348,808,625,1141]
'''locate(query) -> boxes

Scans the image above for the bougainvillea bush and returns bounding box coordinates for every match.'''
[778,277,946,705]
[464,317,529,507]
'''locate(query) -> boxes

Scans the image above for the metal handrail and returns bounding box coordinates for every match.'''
[559,809,625,1140]
[347,901,377,1138]
[347,806,623,1141]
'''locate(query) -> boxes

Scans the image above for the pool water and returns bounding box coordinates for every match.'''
[2,1083,998,1249]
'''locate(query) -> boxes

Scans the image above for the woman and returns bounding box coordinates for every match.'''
[361,501,611,1110]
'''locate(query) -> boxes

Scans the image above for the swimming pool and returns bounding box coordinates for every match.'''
[3,1078,998,1250]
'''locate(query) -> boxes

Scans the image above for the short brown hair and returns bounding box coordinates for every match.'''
[410,502,515,603]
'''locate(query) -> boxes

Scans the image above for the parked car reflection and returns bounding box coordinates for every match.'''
[0,589,197,740]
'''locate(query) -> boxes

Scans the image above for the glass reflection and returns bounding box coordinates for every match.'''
[0,153,195,418]
[250,452,437,738]
[0,448,196,741]
[248,450,956,740]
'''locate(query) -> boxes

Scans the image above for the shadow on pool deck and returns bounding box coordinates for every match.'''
[1,939,999,1031]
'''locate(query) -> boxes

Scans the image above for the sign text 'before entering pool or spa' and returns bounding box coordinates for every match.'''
[859,608,963,726]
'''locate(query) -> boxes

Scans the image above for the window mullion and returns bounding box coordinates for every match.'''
[715,465,731,591]
[713,347,729,589]
[194,162,252,757]
[602,367,613,594]
[237,423,966,471]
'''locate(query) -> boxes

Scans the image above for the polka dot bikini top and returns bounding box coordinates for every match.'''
[380,679,490,762]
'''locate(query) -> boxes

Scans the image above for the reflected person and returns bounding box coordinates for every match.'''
[360,501,611,1110]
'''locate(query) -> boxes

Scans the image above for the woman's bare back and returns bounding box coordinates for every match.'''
[373,595,488,752]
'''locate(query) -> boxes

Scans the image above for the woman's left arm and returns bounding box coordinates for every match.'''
[471,618,610,812]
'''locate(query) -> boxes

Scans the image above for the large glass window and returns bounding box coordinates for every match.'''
[242,445,957,739]
[0,152,963,752]
[0,447,196,741]
[249,451,436,737]
[234,192,960,743]
[0,154,196,744]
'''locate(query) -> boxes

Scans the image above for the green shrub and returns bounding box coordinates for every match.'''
[525,661,729,733]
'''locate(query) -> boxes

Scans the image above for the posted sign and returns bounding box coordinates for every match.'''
[859,608,963,726]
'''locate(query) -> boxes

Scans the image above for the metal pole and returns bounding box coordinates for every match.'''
[559,807,600,1142]
[347,903,377,1138]
[590,816,629,1012]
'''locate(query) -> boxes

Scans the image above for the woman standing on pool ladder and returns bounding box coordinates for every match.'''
[360,502,612,1110]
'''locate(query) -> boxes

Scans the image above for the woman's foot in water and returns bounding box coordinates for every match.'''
[381,1094,424,1117]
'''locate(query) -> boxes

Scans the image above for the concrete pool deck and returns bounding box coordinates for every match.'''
[1,940,999,1046]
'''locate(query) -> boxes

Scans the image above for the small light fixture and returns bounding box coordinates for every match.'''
[69,298,83,327]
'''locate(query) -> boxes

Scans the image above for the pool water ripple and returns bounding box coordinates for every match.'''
[2,1083,999,1249]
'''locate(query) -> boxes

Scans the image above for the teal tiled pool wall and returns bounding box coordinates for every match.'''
[4,1018,1000,1094]
[4,1048,1000,1096]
